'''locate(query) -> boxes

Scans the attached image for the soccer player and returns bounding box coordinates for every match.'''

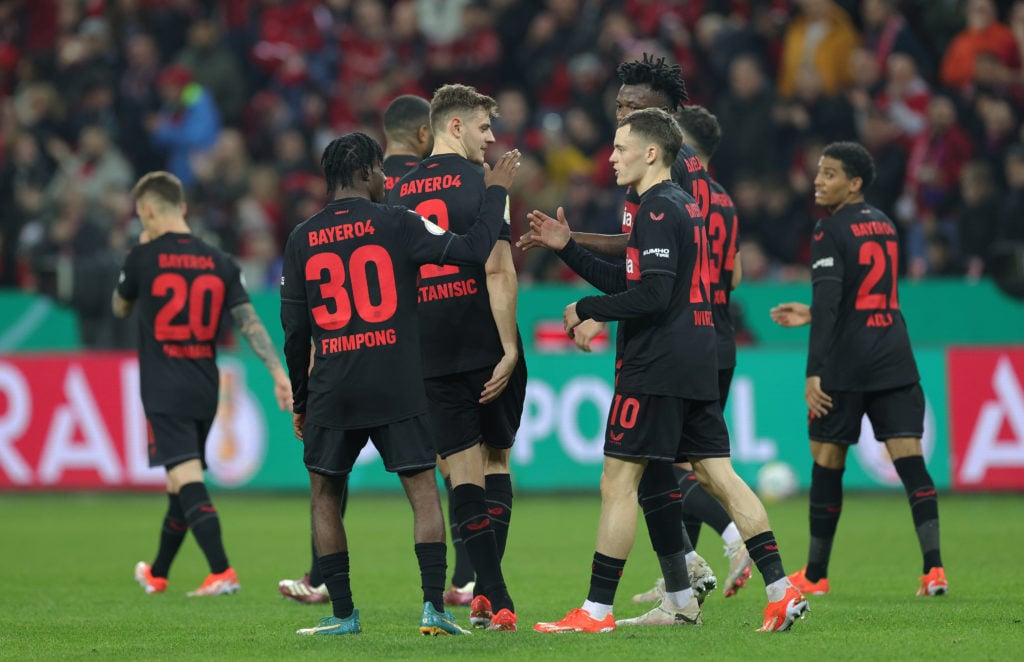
[276,94,445,606]
[389,83,526,632]
[518,55,747,601]
[630,104,753,604]
[114,171,292,598]
[768,141,947,598]
[531,109,807,634]
[281,132,519,636]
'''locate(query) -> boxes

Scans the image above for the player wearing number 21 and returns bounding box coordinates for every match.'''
[113,170,292,598]
[280,132,520,636]
[769,142,947,598]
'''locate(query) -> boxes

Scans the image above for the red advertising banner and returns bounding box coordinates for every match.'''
[947,348,1024,491]
[0,354,165,490]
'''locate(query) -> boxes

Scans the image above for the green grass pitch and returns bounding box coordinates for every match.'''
[3,491,1022,660]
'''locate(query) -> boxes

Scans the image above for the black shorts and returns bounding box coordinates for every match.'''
[604,392,731,463]
[146,413,213,469]
[808,382,925,445]
[718,368,735,408]
[303,413,437,476]
[424,356,527,459]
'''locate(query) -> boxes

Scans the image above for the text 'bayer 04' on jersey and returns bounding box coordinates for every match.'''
[117,233,249,419]
[387,153,511,379]
[808,201,920,391]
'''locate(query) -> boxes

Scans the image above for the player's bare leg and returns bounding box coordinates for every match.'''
[885,437,946,596]
[691,457,808,631]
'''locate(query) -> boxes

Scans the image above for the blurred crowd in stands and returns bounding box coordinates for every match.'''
[2,0,1024,318]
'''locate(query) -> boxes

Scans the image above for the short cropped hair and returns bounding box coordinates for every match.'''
[320,132,384,194]
[131,171,184,207]
[822,141,876,190]
[676,105,722,160]
[618,108,683,167]
[383,95,431,142]
[429,84,498,135]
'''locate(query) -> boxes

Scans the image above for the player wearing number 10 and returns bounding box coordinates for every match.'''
[281,132,519,636]
[769,141,948,598]
[113,170,292,598]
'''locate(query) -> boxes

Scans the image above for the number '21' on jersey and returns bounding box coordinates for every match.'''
[808,202,919,391]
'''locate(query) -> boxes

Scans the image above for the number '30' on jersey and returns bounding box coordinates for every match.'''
[117,233,249,419]
[280,193,506,429]
[808,202,919,391]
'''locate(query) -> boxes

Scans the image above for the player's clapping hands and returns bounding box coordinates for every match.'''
[483,149,521,189]
[563,301,582,339]
[518,206,571,252]
[571,319,606,353]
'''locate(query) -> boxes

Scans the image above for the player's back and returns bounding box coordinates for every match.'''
[708,179,740,370]
[125,232,248,418]
[618,181,718,401]
[283,197,435,428]
[812,201,919,390]
[384,154,421,193]
[388,153,506,378]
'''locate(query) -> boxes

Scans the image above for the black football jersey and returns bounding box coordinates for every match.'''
[581,181,718,400]
[280,190,507,429]
[708,179,740,369]
[384,154,420,193]
[807,201,919,391]
[117,232,249,419]
[387,153,511,378]
[622,141,711,233]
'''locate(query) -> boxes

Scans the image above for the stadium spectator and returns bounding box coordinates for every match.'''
[47,123,134,228]
[148,64,221,189]
[955,160,1001,280]
[997,143,1024,244]
[940,0,1019,91]
[776,0,860,98]
[174,18,248,126]
[714,53,779,189]
[860,0,933,78]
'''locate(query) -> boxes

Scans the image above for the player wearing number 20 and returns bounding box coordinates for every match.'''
[114,170,292,598]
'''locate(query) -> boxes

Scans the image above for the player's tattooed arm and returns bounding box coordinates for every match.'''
[111,291,135,318]
[231,302,292,411]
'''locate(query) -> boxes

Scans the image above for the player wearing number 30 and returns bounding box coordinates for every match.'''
[281,132,520,636]
[113,171,293,598]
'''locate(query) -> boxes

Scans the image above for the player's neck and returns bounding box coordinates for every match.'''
[829,193,864,215]
[149,216,190,238]
[384,145,420,159]
[634,166,672,196]
[332,187,369,202]
[431,136,467,160]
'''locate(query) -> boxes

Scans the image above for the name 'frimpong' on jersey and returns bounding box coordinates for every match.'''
[280,189,507,430]
[388,153,511,378]
[808,201,920,391]
[116,233,249,419]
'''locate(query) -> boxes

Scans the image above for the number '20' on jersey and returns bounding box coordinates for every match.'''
[808,202,919,391]
[117,233,249,419]
[280,191,507,429]
[388,153,511,378]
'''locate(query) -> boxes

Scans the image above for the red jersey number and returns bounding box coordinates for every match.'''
[856,240,899,310]
[152,273,225,342]
[689,225,712,304]
[306,245,398,330]
[416,199,460,280]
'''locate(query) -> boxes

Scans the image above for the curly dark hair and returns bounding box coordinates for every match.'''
[822,141,876,190]
[676,105,722,160]
[616,53,689,112]
[320,132,384,194]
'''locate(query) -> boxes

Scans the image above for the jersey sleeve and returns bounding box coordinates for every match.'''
[222,256,250,309]
[279,233,311,413]
[402,186,508,266]
[116,247,141,301]
[810,221,844,283]
[807,221,843,378]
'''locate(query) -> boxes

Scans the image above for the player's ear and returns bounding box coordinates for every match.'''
[449,116,462,139]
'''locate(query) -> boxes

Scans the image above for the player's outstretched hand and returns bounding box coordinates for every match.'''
[573,319,605,353]
[292,412,305,441]
[484,149,521,190]
[805,376,832,417]
[563,301,582,338]
[770,301,811,327]
[480,351,517,404]
[272,371,292,412]
[521,207,571,252]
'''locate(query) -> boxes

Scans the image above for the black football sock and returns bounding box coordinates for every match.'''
[642,463,694,555]
[745,531,786,585]
[445,477,474,587]
[308,539,323,586]
[484,473,513,560]
[151,492,188,578]
[674,466,732,542]
[806,463,844,582]
[318,552,353,619]
[586,552,626,606]
[415,542,447,612]
[179,482,230,574]
[893,456,943,573]
[452,483,512,612]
